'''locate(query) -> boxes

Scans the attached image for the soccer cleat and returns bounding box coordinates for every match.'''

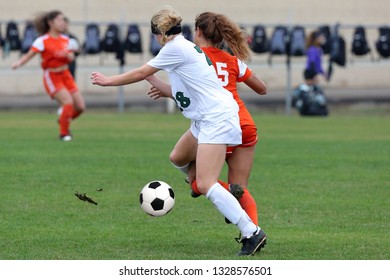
[234,232,267,252]
[225,184,244,224]
[229,184,244,200]
[237,228,267,256]
[60,134,72,142]
[191,190,201,198]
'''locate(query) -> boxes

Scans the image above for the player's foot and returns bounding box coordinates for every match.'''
[225,184,244,223]
[229,184,244,200]
[235,232,267,252]
[191,190,201,198]
[237,228,267,256]
[60,134,72,142]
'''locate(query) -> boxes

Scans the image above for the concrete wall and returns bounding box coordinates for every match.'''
[1,0,389,96]
[2,0,389,25]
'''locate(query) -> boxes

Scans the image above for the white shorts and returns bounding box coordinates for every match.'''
[190,114,242,146]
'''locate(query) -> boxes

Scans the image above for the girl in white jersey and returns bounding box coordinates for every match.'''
[91,7,264,256]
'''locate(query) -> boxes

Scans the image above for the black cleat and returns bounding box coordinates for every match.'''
[229,184,244,200]
[191,190,201,198]
[237,228,267,256]
[225,184,244,224]
[235,232,267,252]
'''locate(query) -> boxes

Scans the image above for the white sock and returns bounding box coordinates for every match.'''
[206,183,257,237]
[237,213,259,238]
[171,162,190,175]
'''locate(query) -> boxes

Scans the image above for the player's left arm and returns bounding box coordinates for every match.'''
[237,58,267,95]
[244,73,267,95]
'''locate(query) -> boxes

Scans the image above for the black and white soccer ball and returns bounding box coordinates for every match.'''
[139,180,175,217]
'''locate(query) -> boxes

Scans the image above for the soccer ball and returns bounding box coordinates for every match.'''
[139,180,175,217]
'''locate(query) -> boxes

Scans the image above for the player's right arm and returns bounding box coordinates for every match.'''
[11,49,37,69]
[91,64,159,87]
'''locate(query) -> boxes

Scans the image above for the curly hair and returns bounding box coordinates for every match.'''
[195,12,250,61]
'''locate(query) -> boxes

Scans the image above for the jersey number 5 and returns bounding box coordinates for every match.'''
[215,62,229,86]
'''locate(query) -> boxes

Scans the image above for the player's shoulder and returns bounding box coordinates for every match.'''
[34,34,49,42]
[59,33,69,40]
[162,35,195,58]
[31,34,49,50]
[204,47,236,62]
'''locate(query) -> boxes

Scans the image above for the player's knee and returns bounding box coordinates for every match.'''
[76,105,86,113]
[169,149,184,166]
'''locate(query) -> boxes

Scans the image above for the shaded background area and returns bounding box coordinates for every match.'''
[0,0,389,112]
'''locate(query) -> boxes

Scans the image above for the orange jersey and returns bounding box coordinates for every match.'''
[31,33,72,69]
[202,47,258,151]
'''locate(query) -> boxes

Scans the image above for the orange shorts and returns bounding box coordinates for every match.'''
[226,123,258,157]
[43,69,78,99]
[226,104,258,157]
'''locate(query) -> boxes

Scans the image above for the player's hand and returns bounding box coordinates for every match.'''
[11,61,21,70]
[147,86,163,100]
[91,72,109,86]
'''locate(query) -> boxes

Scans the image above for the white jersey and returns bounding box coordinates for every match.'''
[147,35,238,124]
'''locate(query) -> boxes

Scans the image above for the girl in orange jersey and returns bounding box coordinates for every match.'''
[192,12,267,226]
[12,10,85,141]
[148,12,267,227]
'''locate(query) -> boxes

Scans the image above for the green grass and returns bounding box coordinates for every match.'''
[0,110,389,260]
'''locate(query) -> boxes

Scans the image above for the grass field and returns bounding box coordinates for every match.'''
[0,110,389,260]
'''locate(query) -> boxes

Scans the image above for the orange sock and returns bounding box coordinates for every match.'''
[59,104,73,136]
[239,188,259,226]
[191,180,230,196]
[218,180,230,191]
[194,179,259,225]
[191,180,201,195]
[72,109,83,120]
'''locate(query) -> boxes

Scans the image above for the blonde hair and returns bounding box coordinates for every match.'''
[151,8,182,44]
[195,12,250,61]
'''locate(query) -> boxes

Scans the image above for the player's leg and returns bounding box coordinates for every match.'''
[196,142,264,255]
[226,145,258,225]
[54,89,74,140]
[70,90,85,120]
[64,70,85,120]
[169,129,198,175]
[195,143,226,194]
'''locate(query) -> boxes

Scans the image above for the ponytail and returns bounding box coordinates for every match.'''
[195,12,250,61]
